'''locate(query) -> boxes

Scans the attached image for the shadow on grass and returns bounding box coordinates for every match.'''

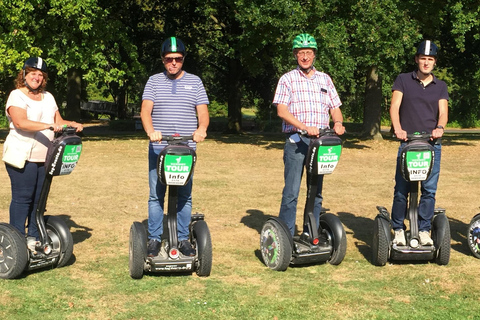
[449,216,471,256]
[241,209,277,265]
[337,211,374,263]
[57,214,93,245]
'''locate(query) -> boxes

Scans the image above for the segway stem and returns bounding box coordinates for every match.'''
[167,186,179,249]
[303,174,320,241]
[408,182,420,242]
[35,174,53,249]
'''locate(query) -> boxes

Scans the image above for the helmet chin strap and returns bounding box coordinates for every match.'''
[298,57,316,75]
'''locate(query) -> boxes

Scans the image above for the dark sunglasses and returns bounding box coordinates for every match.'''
[163,56,184,63]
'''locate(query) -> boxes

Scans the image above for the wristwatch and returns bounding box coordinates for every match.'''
[436,125,444,129]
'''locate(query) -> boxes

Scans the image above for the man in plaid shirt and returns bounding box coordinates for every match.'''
[273,33,345,236]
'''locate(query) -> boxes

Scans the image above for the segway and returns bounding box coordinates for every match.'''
[260,129,347,271]
[467,213,480,258]
[0,127,81,279]
[372,133,450,266]
[129,135,212,279]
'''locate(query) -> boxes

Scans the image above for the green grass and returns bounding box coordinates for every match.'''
[1,129,480,319]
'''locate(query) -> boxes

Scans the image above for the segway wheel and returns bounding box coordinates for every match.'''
[260,220,291,271]
[45,216,74,268]
[192,220,212,277]
[0,223,28,279]
[467,213,480,259]
[372,216,389,266]
[129,222,147,279]
[319,213,347,265]
[433,215,451,265]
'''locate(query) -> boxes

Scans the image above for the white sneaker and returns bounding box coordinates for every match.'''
[394,229,406,246]
[419,231,433,246]
[27,237,39,252]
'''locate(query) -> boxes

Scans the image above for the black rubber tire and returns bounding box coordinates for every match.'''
[129,222,147,279]
[467,214,480,259]
[372,216,389,266]
[433,215,451,265]
[319,213,347,265]
[0,223,28,279]
[45,216,74,268]
[192,220,212,277]
[260,220,292,271]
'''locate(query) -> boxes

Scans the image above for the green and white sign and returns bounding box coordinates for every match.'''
[317,145,342,175]
[164,154,193,185]
[60,144,82,175]
[406,151,432,181]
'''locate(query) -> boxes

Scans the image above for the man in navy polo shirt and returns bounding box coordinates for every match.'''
[390,40,449,246]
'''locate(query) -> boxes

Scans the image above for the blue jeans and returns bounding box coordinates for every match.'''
[279,134,324,236]
[6,161,45,239]
[148,146,192,242]
[391,142,441,232]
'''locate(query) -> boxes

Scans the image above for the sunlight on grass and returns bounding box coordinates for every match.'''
[0,131,480,319]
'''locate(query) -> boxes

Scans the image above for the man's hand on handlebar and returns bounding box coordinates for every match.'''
[148,131,162,142]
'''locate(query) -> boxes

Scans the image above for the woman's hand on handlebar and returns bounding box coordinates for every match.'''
[69,121,83,132]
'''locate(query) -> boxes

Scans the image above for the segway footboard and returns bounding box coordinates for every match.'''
[147,255,195,273]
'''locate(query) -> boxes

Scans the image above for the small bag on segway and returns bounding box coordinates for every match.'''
[157,144,196,186]
[306,133,342,176]
[400,141,434,182]
[45,129,83,176]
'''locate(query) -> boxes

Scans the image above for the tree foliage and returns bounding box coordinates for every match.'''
[0,0,479,130]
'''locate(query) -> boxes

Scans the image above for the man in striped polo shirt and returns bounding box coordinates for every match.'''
[141,37,210,257]
[273,33,345,236]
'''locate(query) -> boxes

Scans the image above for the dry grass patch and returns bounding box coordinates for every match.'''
[1,130,480,319]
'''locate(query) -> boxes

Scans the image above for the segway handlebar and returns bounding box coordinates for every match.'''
[406,133,432,140]
[299,128,337,138]
[161,135,194,142]
[49,125,79,135]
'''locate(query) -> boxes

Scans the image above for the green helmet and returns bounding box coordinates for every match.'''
[292,33,318,51]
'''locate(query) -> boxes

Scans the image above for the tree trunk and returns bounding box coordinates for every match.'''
[117,87,127,120]
[226,58,242,133]
[65,68,82,121]
[363,66,383,140]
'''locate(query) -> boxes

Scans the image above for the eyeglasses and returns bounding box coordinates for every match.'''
[296,51,315,58]
[163,56,184,63]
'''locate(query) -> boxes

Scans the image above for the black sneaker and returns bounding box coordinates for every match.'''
[147,239,161,257]
[178,240,196,257]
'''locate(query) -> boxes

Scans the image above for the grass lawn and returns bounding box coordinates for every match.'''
[0,126,479,319]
